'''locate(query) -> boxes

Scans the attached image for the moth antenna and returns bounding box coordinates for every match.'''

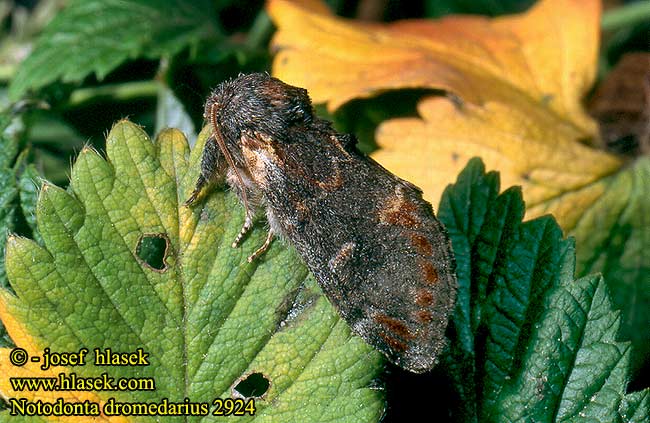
[210,102,251,215]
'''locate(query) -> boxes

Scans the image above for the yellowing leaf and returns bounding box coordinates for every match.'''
[268,0,621,224]
[269,0,600,137]
[373,97,621,220]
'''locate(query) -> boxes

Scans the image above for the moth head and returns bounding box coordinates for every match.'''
[205,73,314,148]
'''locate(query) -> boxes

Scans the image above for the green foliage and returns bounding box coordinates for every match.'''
[0,162,17,290]
[0,115,43,293]
[570,157,650,378]
[437,159,649,422]
[17,165,43,246]
[155,83,196,142]
[0,113,44,349]
[2,121,385,421]
[0,413,46,422]
[0,116,19,350]
[9,0,219,100]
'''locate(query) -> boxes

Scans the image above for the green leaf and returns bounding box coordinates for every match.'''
[0,170,17,291]
[499,259,633,422]
[9,0,219,100]
[17,164,43,246]
[0,120,384,421]
[0,112,44,292]
[569,157,650,377]
[619,389,650,423]
[437,158,649,422]
[0,115,19,170]
[155,83,197,144]
[0,115,18,291]
[0,412,46,423]
[0,113,20,349]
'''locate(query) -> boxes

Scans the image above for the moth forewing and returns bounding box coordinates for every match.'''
[188,73,457,373]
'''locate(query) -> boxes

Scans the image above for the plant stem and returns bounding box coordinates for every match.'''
[246,11,274,50]
[68,81,159,106]
[602,1,650,32]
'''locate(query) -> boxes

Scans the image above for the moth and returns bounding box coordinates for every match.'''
[185,73,457,373]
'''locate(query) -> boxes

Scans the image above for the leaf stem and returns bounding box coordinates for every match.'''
[67,81,159,106]
[601,2,650,32]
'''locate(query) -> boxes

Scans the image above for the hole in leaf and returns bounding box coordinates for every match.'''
[136,233,169,271]
[233,372,270,398]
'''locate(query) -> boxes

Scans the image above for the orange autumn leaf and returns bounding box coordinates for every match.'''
[269,0,600,137]
[267,0,623,229]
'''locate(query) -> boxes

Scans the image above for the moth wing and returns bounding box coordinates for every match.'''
[242,129,457,373]
[320,179,457,373]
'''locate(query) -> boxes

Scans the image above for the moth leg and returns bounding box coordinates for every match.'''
[184,175,207,206]
[247,230,275,263]
[232,210,255,248]
[184,134,224,206]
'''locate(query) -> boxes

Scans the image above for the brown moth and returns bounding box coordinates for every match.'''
[186,73,456,373]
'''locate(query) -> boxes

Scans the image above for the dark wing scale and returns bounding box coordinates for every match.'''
[256,123,457,373]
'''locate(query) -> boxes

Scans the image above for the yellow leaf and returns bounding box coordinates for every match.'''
[373,98,621,225]
[269,0,600,137]
[268,0,623,229]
